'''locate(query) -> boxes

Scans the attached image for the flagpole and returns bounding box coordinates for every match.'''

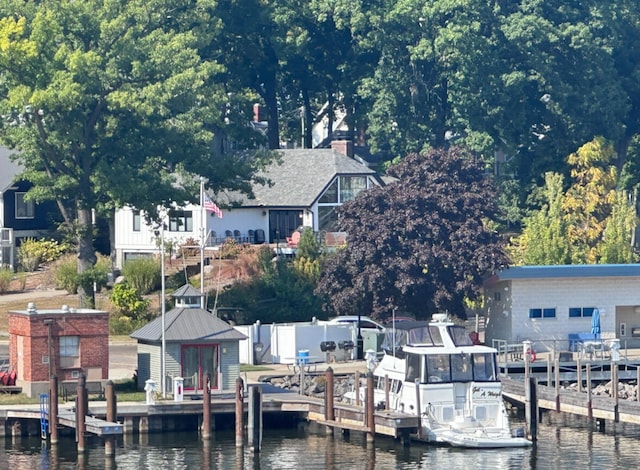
[200,177,205,309]
[160,214,166,398]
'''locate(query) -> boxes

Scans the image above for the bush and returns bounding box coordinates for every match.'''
[109,282,152,335]
[53,253,110,294]
[17,238,68,272]
[0,266,13,294]
[122,257,160,295]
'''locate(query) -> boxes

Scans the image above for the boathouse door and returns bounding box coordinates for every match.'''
[181,344,220,392]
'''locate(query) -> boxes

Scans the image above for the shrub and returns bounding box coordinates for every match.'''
[17,238,67,271]
[109,282,152,335]
[0,266,13,294]
[53,253,110,294]
[122,257,160,295]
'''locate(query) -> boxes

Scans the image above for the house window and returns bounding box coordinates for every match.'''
[493,292,501,301]
[132,210,141,232]
[15,192,34,219]
[317,176,375,231]
[59,336,80,368]
[569,307,595,318]
[529,308,556,319]
[168,211,193,232]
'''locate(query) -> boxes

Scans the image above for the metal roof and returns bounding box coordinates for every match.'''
[130,307,247,342]
[492,264,640,282]
[171,284,201,298]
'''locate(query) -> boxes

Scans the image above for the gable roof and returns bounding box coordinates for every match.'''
[487,264,640,285]
[220,148,381,209]
[130,307,247,342]
[0,147,23,193]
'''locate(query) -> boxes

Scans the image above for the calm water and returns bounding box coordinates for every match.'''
[3,414,640,469]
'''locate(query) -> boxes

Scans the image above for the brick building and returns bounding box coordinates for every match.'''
[8,302,109,397]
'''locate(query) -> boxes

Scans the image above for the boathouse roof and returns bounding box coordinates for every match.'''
[130,307,246,342]
[487,264,640,284]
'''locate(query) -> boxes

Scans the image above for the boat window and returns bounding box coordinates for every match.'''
[449,326,474,346]
[451,353,473,382]
[428,327,444,346]
[408,326,433,345]
[406,354,421,382]
[472,353,497,381]
[426,354,451,383]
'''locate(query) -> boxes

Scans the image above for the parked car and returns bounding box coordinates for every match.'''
[325,316,386,332]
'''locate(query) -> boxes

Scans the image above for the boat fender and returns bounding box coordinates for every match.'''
[525,349,536,362]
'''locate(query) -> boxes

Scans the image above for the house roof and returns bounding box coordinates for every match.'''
[487,264,640,284]
[221,148,380,208]
[130,307,247,342]
[0,147,22,193]
[171,284,201,298]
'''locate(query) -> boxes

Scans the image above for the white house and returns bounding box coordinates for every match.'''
[483,264,640,350]
[114,141,383,267]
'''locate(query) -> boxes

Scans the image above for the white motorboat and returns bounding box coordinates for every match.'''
[355,313,532,448]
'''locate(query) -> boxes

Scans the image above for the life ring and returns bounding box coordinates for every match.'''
[526,349,536,362]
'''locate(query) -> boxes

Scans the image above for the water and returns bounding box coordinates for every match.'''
[3,414,640,469]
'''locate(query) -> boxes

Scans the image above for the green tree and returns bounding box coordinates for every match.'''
[509,172,571,265]
[316,146,509,322]
[600,190,638,264]
[0,1,269,307]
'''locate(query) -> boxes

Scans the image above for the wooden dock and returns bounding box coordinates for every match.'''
[501,376,640,425]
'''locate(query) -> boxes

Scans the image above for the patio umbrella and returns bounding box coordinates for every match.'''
[591,308,601,338]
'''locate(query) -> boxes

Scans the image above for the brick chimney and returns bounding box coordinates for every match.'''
[331,140,353,158]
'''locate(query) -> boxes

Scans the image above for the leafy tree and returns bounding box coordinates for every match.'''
[600,190,638,264]
[0,1,268,307]
[316,146,509,322]
[508,172,571,265]
[563,137,618,263]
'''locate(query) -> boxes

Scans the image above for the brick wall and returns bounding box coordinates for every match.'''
[8,310,109,383]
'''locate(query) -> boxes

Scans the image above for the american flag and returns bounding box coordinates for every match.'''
[203,193,223,218]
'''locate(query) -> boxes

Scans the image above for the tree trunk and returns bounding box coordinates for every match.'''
[77,205,97,308]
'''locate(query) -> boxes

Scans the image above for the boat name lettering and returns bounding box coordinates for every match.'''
[472,386,500,398]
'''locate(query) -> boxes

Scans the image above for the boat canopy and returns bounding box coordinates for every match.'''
[381,321,474,357]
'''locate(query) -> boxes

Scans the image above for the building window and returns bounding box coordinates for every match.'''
[133,210,141,232]
[317,176,375,231]
[15,192,34,219]
[529,308,556,319]
[168,211,193,232]
[569,307,595,318]
[493,292,501,301]
[59,336,80,368]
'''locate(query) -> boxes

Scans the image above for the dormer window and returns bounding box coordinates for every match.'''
[15,192,34,219]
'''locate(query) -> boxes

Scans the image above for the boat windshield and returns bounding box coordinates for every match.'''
[417,353,498,383]
[448,326,474,346]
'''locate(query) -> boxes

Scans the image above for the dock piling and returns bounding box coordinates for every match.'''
[202,372,212,439]
[248,384,262,452]
[235,377,244,448]
[49,375,59,445]
[105,380,116,457]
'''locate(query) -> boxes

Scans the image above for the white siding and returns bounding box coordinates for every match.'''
[485,275,640,349]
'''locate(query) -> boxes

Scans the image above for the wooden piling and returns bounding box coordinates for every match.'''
[248,385,262,452]
[525,377,538,442]
[612,362,619,423]
[587,366,593,420]
[235,377,244,448]
[384,374,390,410]
[49,375,59,445]
[577,357,583,393]
[76,374,87,452]
[554,356,560,412]
[105,380,116,457]
[366,372,375,443]
[202,372,211,439]
[355,371,361,406]
[325,367,335,432]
